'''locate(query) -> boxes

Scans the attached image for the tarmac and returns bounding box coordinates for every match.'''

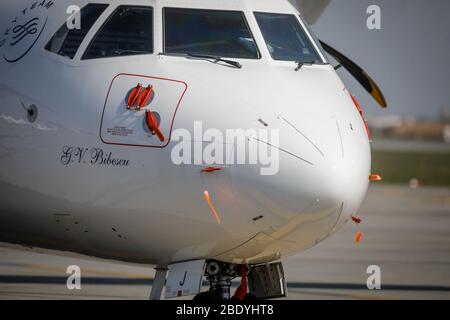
[1,184,449,300]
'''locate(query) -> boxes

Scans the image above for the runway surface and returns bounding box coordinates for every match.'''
[1,185,449,300]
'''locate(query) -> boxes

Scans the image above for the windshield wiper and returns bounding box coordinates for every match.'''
[159,52,242,69]
[187,54,242,69]
[295,61,314,71]
[113,49,151,56]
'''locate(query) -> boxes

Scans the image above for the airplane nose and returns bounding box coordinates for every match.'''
[230,112,371,237]
[314,145,370,215]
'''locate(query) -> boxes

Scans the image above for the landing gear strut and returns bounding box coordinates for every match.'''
[149,266,168,300]
[193,260,238,301]
[206,261,237,300]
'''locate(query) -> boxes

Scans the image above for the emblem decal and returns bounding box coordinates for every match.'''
[1,0,54,63]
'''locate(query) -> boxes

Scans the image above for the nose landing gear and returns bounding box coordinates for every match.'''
[193,260,237,301]
[162,259,287,301]
[194,260,288,301]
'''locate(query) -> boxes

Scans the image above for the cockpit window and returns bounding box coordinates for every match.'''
[83,6,153,60]
[298,14,328,62]
[163,8,260,59]
[45,4,108,59]
[254,12,322,63]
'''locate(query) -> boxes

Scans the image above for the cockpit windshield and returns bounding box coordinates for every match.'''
[164,8,260,59]
[254,12,322,63]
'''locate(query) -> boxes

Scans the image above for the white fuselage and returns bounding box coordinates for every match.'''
[0,0,370,266]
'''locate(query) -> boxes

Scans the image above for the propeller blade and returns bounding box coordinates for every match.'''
[319,40,387,108]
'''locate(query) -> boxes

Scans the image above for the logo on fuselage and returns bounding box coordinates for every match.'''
[0,0,54,63]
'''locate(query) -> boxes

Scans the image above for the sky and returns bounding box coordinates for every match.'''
[312,0,450,120]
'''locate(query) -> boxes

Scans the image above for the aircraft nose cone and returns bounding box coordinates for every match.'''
[315,148,370,214]
[279,110,371,213]
[230,112,371,234]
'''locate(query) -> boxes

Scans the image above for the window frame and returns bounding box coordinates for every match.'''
[162,7,261,60]
[43,3,109,61]
[253,11,326,64]
[297,14,328,63]
[81,5,155,61]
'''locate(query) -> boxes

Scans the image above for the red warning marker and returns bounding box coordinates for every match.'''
[201,167,223,173]
[233,264,248,301]
[137,85,154,110]
[351,215,362,224]
[145,110,165,142]
[127,83,142,109]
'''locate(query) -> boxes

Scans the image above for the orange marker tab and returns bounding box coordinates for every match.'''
[351,95,363,116]
[351,95,371,139]
[203,190,221,225]
[369,174,382,181]
[355,231,363,244]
